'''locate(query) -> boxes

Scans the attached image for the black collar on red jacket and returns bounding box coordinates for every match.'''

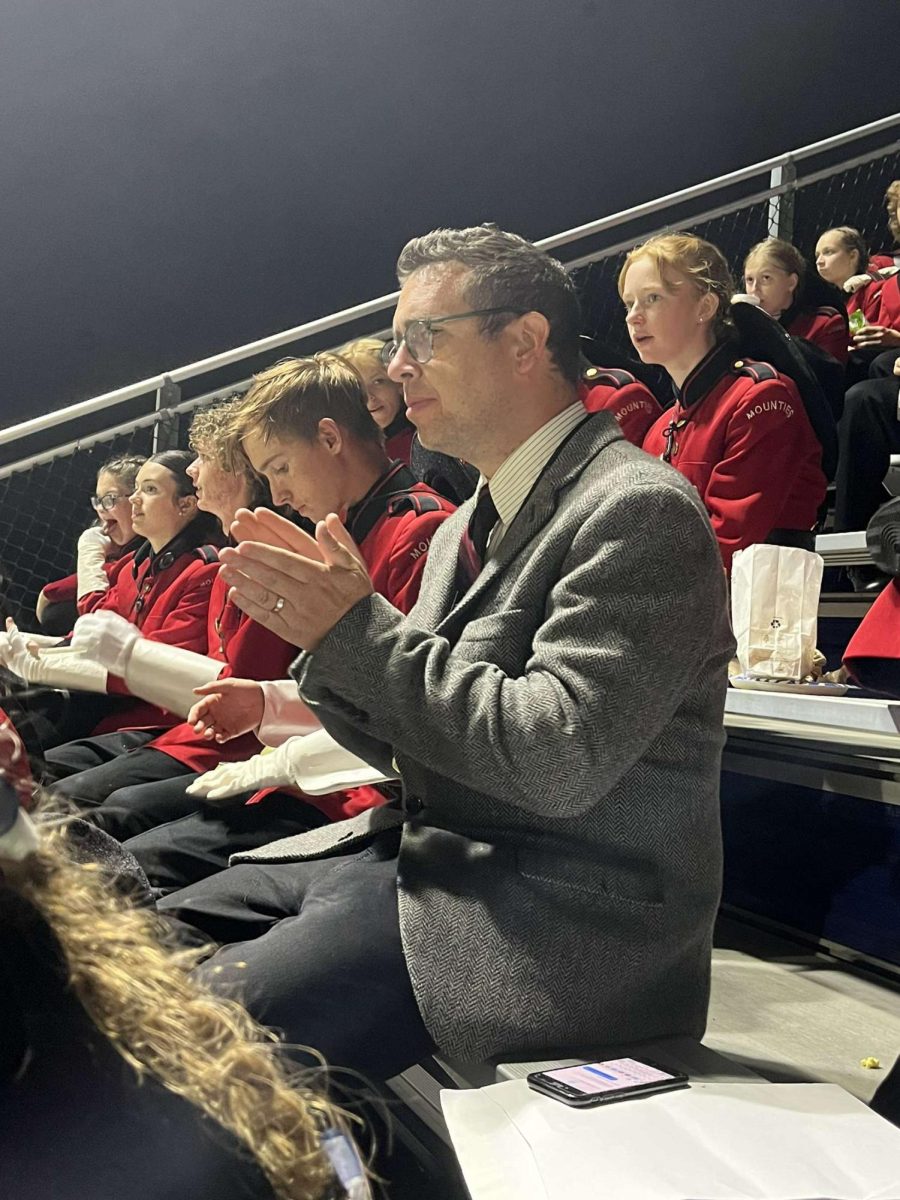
[672,337,738,409]
[345,460,418,544]
[130,516,221,581]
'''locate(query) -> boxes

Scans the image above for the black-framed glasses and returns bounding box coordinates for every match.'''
[381,307,526,367]
[90,492,128,512]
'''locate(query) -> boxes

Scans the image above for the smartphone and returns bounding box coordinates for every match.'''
[849,309,867,334]
[526,1057,689,1108]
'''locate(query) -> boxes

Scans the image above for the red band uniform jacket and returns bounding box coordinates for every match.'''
[851,272,900,329]
[144,571,300,773]
[642,342,827,571]
[783,305,849,365]
[579,367,663,446]
[88,532,221,734]
[249,462,456,822]
[40,538,144,616]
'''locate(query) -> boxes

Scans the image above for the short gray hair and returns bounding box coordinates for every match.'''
[396,224,582,384]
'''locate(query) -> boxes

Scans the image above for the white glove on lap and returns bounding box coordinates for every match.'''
[0,621,107,692]
[71,611,141,675]
[0,624,41,678]
[187,746,293,803]
[0,628,67,670]
[187,727,396,802]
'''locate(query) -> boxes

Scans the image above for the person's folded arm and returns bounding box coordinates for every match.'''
[294,481,729,818]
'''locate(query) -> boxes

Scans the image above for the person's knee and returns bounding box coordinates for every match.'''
[870,349,900,379]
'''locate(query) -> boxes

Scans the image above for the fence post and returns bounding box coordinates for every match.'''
[767,156,796,242]
[152,375,182,453]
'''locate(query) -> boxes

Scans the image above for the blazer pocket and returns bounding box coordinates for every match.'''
[514,847,664,911]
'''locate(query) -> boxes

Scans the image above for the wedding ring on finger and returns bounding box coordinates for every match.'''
[272,595,286,613]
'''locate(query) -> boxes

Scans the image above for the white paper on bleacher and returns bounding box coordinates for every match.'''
[441,1081,900,1199]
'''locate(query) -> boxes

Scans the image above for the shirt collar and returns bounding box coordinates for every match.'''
[486,401,588,530]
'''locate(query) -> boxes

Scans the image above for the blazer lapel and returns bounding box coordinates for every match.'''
[436,414,621,634]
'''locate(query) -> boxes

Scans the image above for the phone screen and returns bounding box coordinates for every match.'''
[540,1058,679,1095]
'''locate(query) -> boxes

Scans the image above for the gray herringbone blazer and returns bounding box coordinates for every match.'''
[236,413,735,1061]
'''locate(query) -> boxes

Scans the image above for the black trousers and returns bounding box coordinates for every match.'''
[846,346,900,386]
[44,735,190,817]
[158,832,435,1082]
[833,371,900,532]
[125,790,330,894]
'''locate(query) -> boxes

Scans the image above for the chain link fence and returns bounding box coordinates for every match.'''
[1,133,898,627]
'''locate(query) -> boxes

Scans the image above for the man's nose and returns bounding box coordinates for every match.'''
[386,344,419,383]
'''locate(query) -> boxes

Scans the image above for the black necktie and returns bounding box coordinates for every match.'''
[456,485,499,593]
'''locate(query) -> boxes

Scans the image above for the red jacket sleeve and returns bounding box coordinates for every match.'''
[40,573,78,605]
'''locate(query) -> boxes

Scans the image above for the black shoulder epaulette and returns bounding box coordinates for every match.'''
[731,358,778,383]
[386,491,445,517]
[814,305,841,318]
[194,544,222,564]
[582,365,636,389]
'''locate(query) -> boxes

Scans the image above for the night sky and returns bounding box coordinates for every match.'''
[2,0,896,425]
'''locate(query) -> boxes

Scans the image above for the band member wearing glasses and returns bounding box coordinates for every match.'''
[36,455,147,635]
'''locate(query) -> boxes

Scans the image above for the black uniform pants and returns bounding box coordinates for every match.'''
[44,735,190,818]
[847,346,900,386]
[833,371,900,532]
[158,831,435,1082]
[125,789,330,894]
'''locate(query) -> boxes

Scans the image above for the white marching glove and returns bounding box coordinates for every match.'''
[1,622,108,693]
[186,746,296,803]
[123,638,224,717]
[72,611,141,675]
[187,727,396,802]
[0,629,59,668]
[76,525,112,599]
[72,612,224,717]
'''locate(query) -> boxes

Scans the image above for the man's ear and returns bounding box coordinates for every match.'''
[317,418,343,455]
[509,311,551,375]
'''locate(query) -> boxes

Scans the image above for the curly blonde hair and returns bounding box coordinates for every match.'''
[2,807,360,1200]
[619,232,735,339]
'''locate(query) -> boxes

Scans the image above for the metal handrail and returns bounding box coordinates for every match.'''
[1,111,897,452]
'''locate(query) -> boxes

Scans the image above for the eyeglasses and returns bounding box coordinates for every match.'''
[90,492,128,512]
[381,307,526,367]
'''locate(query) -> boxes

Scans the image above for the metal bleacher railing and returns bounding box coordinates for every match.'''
[1,112,898,624]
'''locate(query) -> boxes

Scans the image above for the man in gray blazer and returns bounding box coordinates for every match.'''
[159,225,735,1081]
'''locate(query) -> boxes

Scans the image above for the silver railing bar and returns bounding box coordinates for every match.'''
[0,290,400,451]
[0,378,255,483]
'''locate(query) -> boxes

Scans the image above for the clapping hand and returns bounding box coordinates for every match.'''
[219,509,373,652]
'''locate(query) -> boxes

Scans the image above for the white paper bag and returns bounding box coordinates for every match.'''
[731,544,824,680]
